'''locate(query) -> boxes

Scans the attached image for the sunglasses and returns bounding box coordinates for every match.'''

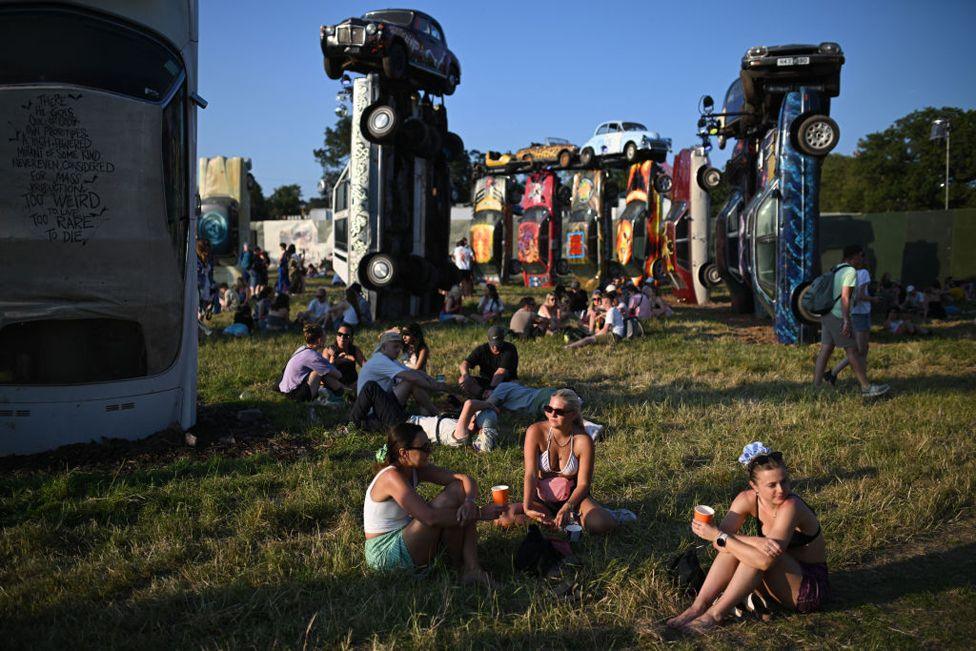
[404,442,433,454]
[337,332,352,338]
[543,405,574,417]
[748,451,784,467]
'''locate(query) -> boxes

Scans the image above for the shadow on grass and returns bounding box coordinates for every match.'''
[828,540,976,610]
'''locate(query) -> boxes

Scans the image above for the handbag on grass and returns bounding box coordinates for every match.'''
[668,546,706,596]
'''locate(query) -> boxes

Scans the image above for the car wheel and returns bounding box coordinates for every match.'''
[791,281,821,325]
[697,165,722,190]
[509,259,522,275]
[382,41,408,80]
[580,147,595,167]
[442,132,464,161]
[556,259,570,276]
[443,68,458,96]
[793,114,840,157]
[521,153,534,162]
[558,149,573,168]
[360,253,399,290]
[557,185,572,206]
[699,262,722,287]
[323,57,343,80]
[360,102,399,143]
[653,172,673,194]
[624,141,638,163]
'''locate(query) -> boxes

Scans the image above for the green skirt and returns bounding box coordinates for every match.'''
[365,527,414,571]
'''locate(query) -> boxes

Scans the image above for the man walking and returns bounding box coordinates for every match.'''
[453,237,474,296]
[813,245,889,397]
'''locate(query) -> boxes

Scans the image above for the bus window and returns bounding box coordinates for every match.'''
[334,215,348,251]
[163,87,188,276]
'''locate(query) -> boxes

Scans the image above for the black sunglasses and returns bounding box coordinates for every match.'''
[337,332,352,337]
[543,405,574,417]
[748,451,784,468]
[404,442,433,454]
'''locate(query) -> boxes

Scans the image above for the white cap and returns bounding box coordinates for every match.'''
[604,283,617,293]
[906,285,915,292]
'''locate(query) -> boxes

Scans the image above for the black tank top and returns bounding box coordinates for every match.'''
[755,494,822,548]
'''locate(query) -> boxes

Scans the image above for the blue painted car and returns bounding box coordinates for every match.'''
[579,121,671,166]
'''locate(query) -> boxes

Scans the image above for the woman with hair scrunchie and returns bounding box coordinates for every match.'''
[499,389,633,532]
[363,423,503,584]
[668,442,830,634]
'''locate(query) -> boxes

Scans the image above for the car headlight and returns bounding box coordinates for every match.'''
[747,45,767,58]
[324,25,335,36]
[819,42,841,54]
[366,23,377,35]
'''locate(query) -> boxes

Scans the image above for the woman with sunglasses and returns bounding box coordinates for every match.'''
[364,422,503,584]
[324,325,365,386]
[668,442,829,634]
[518,389,622,533]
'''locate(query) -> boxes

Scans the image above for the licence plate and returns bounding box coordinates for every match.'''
[777,56,810,66]
[346,46,361,53]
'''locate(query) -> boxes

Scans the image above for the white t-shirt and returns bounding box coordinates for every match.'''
[407,414,463,447]
[357,353,408,393]
[606,306,625,338]
[851,269,871,315]
[453,245,472,270]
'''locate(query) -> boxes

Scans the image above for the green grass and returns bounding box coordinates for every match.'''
[1,278,975,649]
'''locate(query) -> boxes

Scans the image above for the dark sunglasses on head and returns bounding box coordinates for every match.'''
[543,405,574,417]
[748,451,784,467]
[404,442,433,454]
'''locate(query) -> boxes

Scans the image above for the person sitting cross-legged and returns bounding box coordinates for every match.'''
[278,324,348,404]
[667,442,830,635]
[363,422,504,584]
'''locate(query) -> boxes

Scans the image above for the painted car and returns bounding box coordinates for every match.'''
[515,138,578,167]
[580,121,671,166]
[321,9,461,95]
[610,161,670,284]
[514,171,563,287]
[470,175,517,284]
[664,148,720,304]
[561,170,615,288]
[713,137,758,314]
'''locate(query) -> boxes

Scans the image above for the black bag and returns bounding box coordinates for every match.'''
[514,525,564,576]
[668,546,706,597]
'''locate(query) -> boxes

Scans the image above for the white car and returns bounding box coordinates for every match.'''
[580,120,671,166]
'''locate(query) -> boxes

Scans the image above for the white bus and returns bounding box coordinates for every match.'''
[0,0,201,455]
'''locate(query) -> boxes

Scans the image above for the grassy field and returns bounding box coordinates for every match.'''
[1,278,975,649]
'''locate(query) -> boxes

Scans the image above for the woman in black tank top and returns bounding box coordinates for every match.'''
[668,443,829,635]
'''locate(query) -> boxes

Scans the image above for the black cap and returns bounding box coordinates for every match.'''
[487,326,506,345]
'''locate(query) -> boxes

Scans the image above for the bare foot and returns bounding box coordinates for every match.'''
[682,612,721,636]
[666,605,704,629]
[461,568,496,589]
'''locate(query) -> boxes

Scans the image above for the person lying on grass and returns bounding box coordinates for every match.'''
[496,389,631,531]
[363,422,504,584]
[668,442,829,634]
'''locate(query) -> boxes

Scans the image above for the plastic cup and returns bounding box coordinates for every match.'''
[491,485,510,505]
[693,505,715,524]
[564,523,583,542]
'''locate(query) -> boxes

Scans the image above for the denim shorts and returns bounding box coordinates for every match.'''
[851,313,871,333]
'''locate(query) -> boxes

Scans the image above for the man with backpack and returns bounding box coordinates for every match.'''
[812,245,889,397]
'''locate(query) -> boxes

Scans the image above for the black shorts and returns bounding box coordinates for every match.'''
[283,374,313,402]
[459,269,473,281]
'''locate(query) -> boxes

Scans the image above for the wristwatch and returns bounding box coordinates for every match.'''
[716,533,729,548]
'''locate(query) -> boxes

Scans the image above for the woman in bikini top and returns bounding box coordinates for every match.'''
[516,389,619,534]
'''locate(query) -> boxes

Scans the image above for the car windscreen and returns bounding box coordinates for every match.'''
[618,200,646,223]
[623,122,647,131]
[664,200,687,223]
[362,10,412,25]
[568,208,594,224]
[0,6,184,102]
[472,209,504,224]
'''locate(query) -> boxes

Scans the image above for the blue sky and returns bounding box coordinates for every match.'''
[198,0,976,200]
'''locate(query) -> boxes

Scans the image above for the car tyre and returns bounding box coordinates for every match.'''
[580,147,595,167]
[382,41,408,80]
[699,262,722,287]
[509,259,522,275]
[651,258,666,280]
[323,57,343,80]
[442,132,464,161]
[653,172,673,194]
[624,141,638,163]
[697,165,722,190]
[361,102,399,143]
[791,281,821,326]
[521,153,534,163]
[443,67,459,96]
[556,259,570,276]
[360,253,399,290]
[793,114,840,157]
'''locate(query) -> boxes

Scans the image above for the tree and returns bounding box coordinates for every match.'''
[267,184,303,220]
[448,149,482,204]
[313,114,352,204]
[247,174,269,220]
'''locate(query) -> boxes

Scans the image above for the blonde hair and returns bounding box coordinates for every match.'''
[550,388,584,429]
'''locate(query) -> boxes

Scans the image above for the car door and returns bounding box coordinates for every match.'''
[604,122,623,154]
[412,14,435,71]
[425,19,448,75]
[749,181,781,316]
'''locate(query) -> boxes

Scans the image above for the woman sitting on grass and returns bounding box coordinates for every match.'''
[668,442,829,634]
[363,423,503,584]
[400,323,430,372]
[884,308,930,336]
[500,389,631,532]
